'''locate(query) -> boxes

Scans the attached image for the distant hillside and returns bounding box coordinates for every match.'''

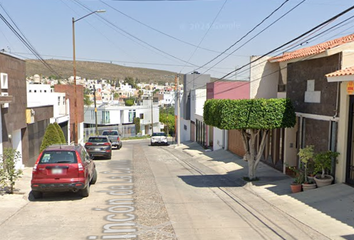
[25,59,178,84]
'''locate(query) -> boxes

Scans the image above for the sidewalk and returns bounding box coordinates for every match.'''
[174,141,354,240]
[0,167,32,226]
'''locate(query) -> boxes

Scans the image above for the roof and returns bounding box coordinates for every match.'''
[326,66,354,77]
[269,34,354,62]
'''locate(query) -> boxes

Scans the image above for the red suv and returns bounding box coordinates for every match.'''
[31,144,97,199]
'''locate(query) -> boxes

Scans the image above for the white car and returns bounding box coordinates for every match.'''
[150,132,168,146]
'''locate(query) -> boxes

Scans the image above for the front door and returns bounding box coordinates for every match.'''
[346,95,354,185]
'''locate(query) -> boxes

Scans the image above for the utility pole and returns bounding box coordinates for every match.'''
[151,93,154,135]
[177,75,180,146]
[93,85,98,136]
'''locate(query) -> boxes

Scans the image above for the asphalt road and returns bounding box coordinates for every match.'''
[0,140,331,240]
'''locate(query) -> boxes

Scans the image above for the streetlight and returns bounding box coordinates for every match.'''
[72,9,105,144]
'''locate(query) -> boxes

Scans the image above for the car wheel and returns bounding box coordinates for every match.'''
[107,154,112,160]
[31,190,43,199]
[80,184,90,197]
[90,168,97,185]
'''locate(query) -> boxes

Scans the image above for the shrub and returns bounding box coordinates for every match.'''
[40,123,62,152]
[0,148,23,194]
[53,122,66,144]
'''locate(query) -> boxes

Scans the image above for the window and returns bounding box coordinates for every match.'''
[1,73,8,89]
[58,96,60,105]
[39,151,77,164]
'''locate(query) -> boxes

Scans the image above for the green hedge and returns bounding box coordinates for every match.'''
[203,98,296,130]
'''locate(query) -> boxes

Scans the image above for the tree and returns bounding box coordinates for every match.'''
[124,77,138,89]
[125,98,135,106]
[53,122,66,144]
[0,148,23,194]
[134,117,141,134]
[204,98,296,180]
[160,107,175,136]
[40,123,62,152]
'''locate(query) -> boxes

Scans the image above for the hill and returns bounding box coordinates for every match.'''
[25,59,178,84]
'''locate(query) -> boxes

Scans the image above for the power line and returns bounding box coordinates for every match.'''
[100,0,243,57]
[73,0,199,69]
[219,4,354,80]
[0,8,61,78]
[201,0,307,76]
[193,0,291,73]
[179,0,228,74]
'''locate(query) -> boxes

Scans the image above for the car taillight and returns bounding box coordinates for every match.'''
[32,164,38,173]
[104,142,111,146]
[117,137,120,141]
[75,152,84,173]
[78,163,84,172]
[32,152,43,173]
[85,142,93,146]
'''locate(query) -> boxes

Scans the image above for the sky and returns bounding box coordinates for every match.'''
[0,0,354,80]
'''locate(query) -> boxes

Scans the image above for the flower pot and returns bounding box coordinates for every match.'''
[314,175,333,188]
[290,183,302,193]
[307,175,315,183]
[302,182,316,191]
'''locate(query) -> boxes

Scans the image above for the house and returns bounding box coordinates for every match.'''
[225,56,280,167]
[206,81,250,151]
[54,84,84,144]
[269,33,354,183]
[84,99,160,137]
[0,52,27,169]
[27,83,70,166]
[179,73,211,143]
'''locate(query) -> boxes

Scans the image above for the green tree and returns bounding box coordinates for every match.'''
[134,117,141,134]
[125,98,135,106]
[204,98,296,180]
[53,122,66,144]
[124,77,138,89]
[40,123,62,152]
[84,94,93,106]
[160,109,175,136]
[0,148,23,194]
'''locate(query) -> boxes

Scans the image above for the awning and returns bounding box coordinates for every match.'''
[326,66,354,82]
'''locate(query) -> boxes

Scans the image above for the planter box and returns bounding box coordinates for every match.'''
[314,175,333,187]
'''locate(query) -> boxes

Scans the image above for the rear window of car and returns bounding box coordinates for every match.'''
[102,131,118,136]
[152,133,167,137]
[88,137,109,143]
[39,151,77,164]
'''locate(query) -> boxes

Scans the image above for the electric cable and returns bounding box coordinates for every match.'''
[73,0,199,69]
[219,4,354,80]
[100,0,244,56]
[193,0,291,73]
[0,11,62,78]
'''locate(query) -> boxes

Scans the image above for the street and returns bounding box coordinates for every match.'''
[0,140,337,239]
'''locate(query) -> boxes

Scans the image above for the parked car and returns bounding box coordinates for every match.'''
[84,136,112,159]
[150,132,168,146]
[31,144,97,199]
[102,130,122,149]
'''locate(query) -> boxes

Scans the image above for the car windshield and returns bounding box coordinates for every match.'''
[39,151,77,164]
[102,131,118,136]
[88,137,109,143]
[152,133,167,137]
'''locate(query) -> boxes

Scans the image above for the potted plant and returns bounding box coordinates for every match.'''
[289,166,303,193]
[298,145,316,191]
[313,150,339,187]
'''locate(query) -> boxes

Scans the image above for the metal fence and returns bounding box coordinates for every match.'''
[84,124,137,141]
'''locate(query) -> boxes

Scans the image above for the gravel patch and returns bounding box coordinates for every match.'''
[133,145,177,240]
